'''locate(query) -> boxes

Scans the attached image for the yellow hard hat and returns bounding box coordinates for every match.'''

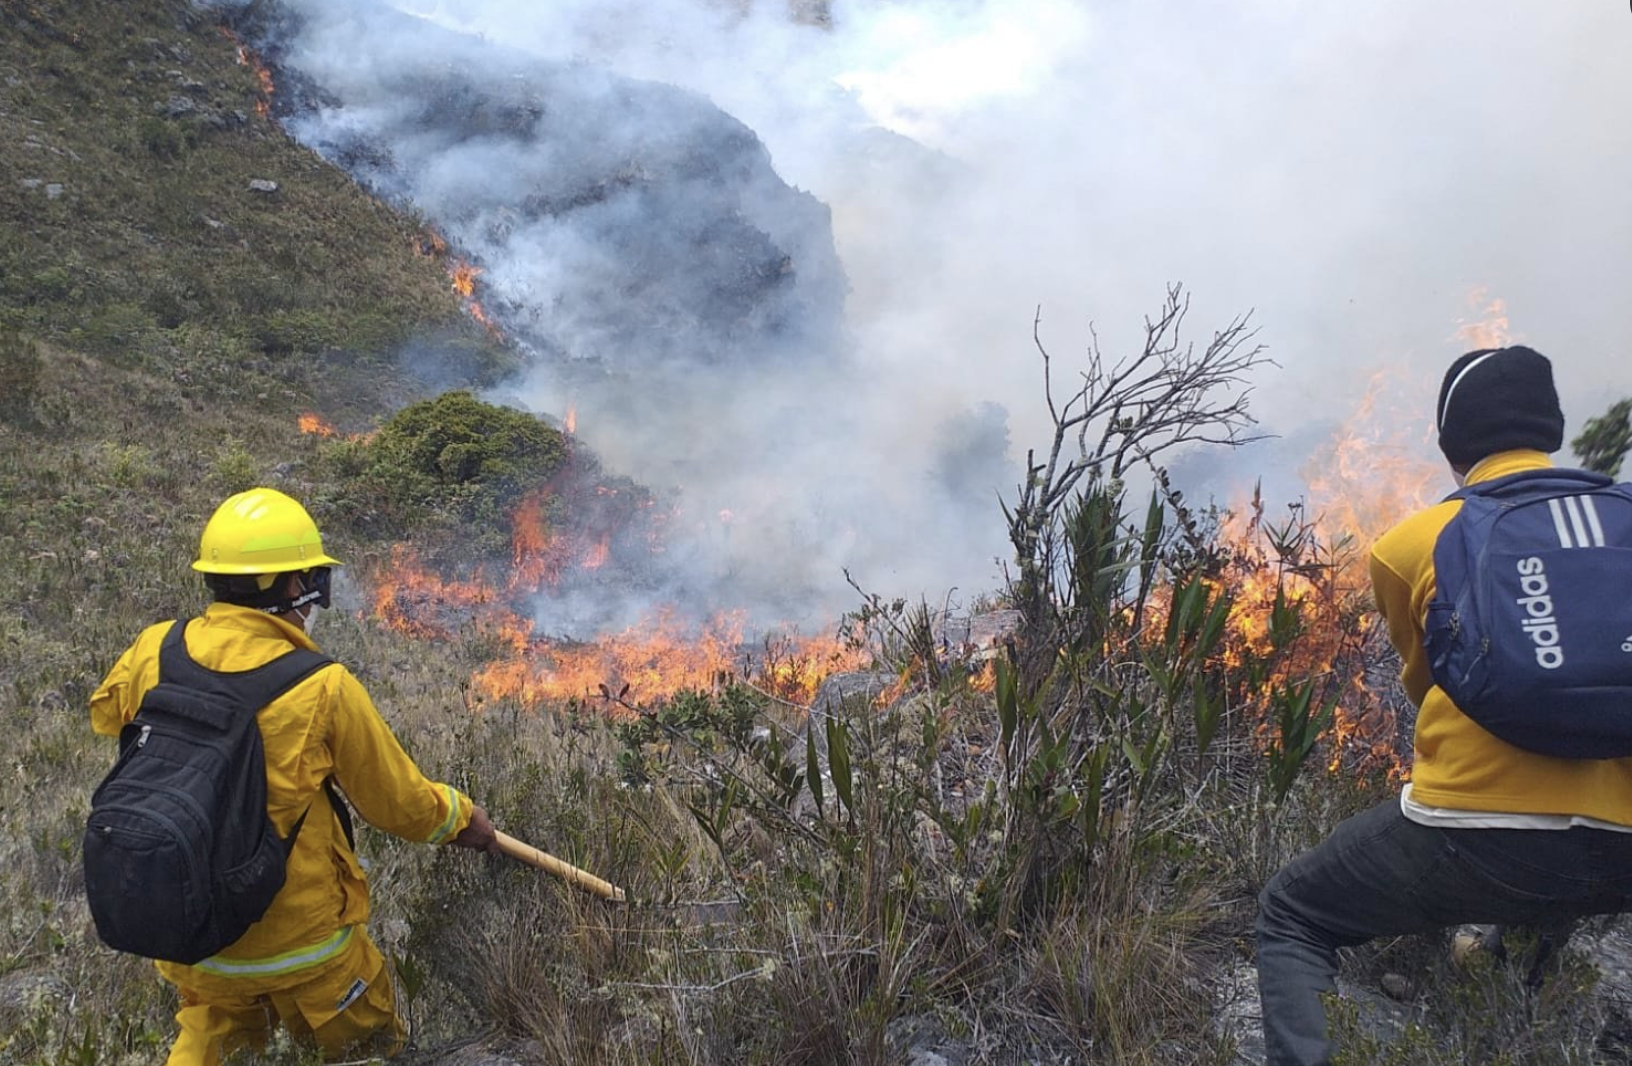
[192,488,344,575]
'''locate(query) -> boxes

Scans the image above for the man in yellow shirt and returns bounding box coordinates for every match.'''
[89,487,500,1065]
[1255,347,1632,1065]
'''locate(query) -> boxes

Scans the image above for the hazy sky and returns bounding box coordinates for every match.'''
[380,0,1630,423]
[266,0,1632,623]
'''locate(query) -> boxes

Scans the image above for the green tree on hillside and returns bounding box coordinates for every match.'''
[319,391,566,555]
[1571,398,1632,478]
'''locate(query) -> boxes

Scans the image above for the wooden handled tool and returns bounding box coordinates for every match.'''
[494,830,626,902]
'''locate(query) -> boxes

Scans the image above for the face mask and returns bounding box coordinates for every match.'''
[1452,470,1468,488]
[302,606,320,636]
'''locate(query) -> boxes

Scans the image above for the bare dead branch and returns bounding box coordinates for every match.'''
[1004,285,1277,694]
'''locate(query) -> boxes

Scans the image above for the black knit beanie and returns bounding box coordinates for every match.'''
[1435,345,1565,467]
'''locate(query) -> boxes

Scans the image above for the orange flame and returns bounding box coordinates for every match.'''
[299,412,338,438]
[451,260,480,298]
[363,478,869,709]
[221,27,276,119]
[369,535,866,707]
[1454,287,1511,350]
[447,258,502,336]
[298,413,373,444]
[1187,359,1451,782]
[469,610,866,709]
[413,230,449,259]
[1303,367,1444,549]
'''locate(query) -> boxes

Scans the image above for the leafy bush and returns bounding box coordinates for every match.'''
[210,437,261,494]
[1572,398,1632,479]
[28,267,75,304]
[317,390,566,556]
[249,308,346,355]
[135,116,192,159]
[615,686,762,786]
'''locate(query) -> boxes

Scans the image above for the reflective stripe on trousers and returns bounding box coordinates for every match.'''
[193,925,354,978]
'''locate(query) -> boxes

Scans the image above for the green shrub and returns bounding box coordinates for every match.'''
[29,267,75,304]
[614,686,762,786]
[170,322,254,368]
[341,309,411,355]
[376,392,564,492]
[1572,398,1632,479]
[250,308,345,355]
[211,437,261,493]
[98,442,160,487]
[316,390,566,551]
[135,116,191,159]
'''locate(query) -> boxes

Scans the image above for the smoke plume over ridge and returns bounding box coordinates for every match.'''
[234,0,1632,632]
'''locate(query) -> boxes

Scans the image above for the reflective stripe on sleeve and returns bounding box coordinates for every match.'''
[426,784,463,844]
[195,925,353,978]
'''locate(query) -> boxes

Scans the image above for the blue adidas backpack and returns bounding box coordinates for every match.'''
[1425,467,1632,758]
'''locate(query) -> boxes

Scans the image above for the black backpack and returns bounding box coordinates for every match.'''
[83,620,333,964]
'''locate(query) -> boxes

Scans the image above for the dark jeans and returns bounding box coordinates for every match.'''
[1256,798,1632,1066]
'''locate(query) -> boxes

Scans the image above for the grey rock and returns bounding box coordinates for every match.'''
[1216,960,1266,1065]
[806,671,897,751]
[1379,971,1412,1000]
[0,972,71,1013]
[247,179,280,194]
[887,1013,972,1066]
[158,94,198,118]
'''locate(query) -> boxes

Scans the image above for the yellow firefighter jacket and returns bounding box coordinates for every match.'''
[90,603,473,990]
[1369,448,1632,822]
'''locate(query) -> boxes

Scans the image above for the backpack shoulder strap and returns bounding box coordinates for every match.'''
[154,618,197,684]
[1449,466,1614,503]
[324,778,356,852]
[236,647,334,709]
[153,618,333,713]
[149,618,341,853]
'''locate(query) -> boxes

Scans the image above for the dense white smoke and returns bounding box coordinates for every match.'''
[239,0,1632,631]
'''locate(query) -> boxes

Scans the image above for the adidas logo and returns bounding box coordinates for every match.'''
[1515,556,1565,670]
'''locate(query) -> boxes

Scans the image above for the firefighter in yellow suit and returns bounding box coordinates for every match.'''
[90,487,500,1066]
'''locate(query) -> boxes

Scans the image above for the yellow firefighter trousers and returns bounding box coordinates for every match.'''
[162,928,405,1065]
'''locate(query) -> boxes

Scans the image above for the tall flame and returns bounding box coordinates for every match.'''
[448,258,501,335]
[1453,287,1511,350]
[220,27,275,119]
[450,260,480,298]
[1163,356,1452,783]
